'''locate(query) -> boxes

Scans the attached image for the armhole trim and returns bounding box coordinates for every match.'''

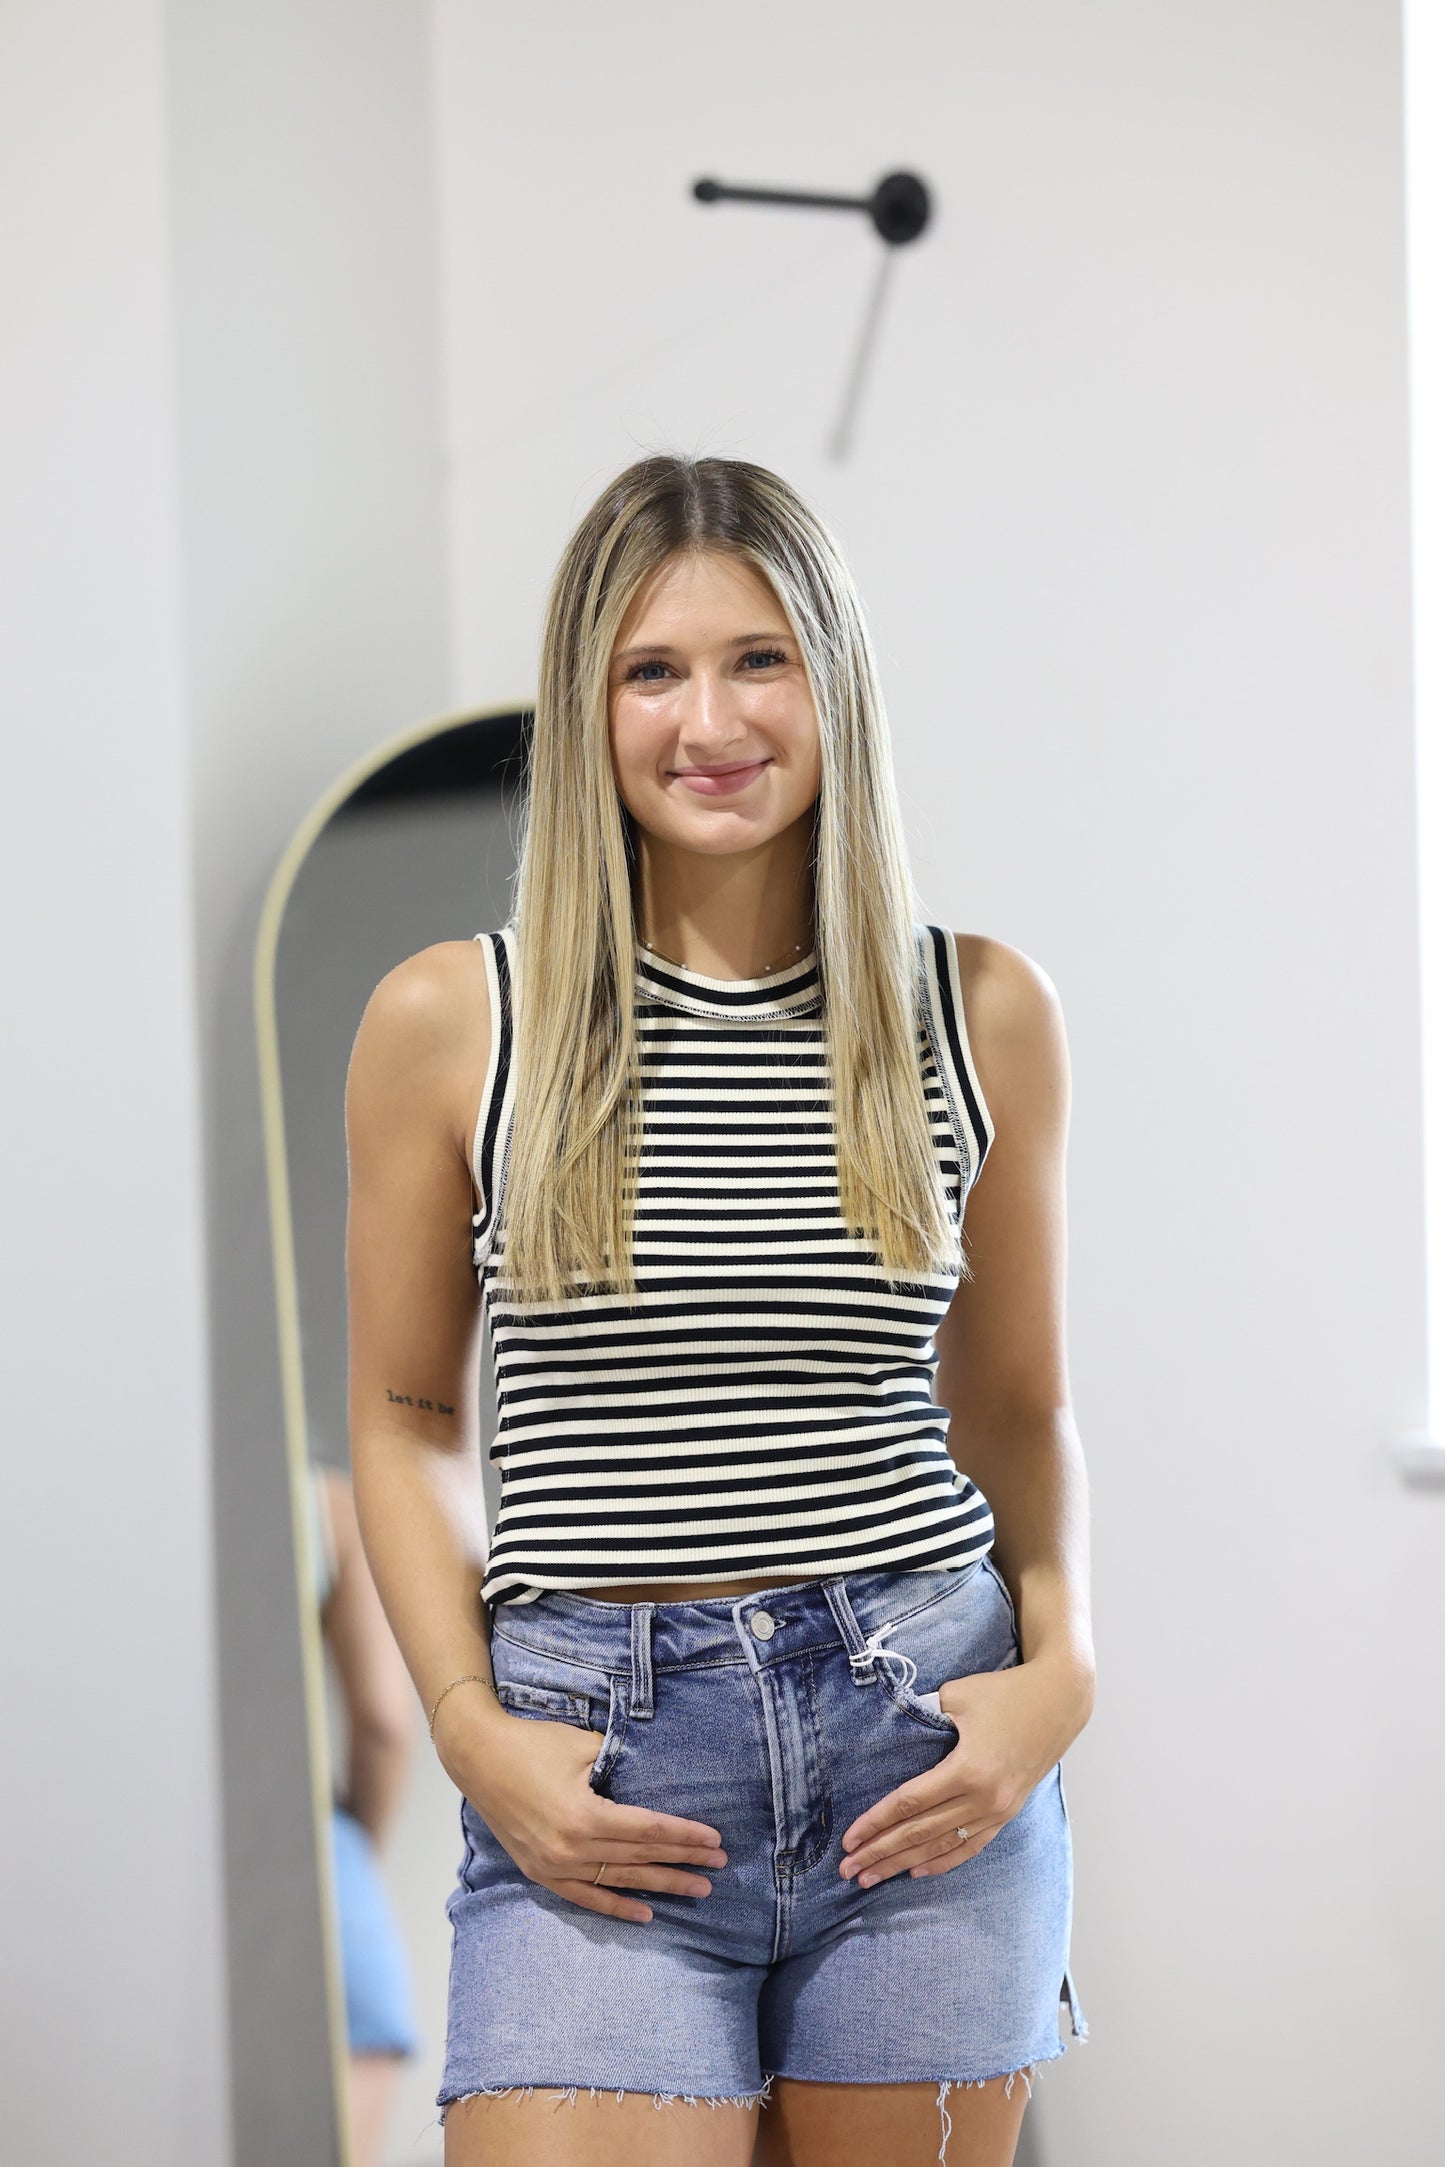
[470,927,517,1270]
[919,923,995,1196]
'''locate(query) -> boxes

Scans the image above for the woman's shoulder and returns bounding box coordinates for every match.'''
[349,938,494,1104]
[945,930,1059,1020]
[944,930,1068,1104]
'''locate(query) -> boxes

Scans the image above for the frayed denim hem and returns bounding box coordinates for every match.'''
[433,1979,1090,2156]
[935,2065,1037,2161]
[933,2002,1091,2164]
[433,2070,776,2128]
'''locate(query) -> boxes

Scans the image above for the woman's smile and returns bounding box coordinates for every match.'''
[669,758,773,797]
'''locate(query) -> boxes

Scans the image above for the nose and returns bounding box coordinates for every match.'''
[677,663,748,757]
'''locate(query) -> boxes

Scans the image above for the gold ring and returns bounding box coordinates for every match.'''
[594,1860,608,1884]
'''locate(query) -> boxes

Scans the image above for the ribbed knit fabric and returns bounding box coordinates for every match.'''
[469,923,996,1610]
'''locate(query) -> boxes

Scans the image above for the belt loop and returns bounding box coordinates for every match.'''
[822,1576,873,1685]
[630,1601,656,1720]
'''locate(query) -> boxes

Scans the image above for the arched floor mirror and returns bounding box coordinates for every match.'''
[254,704,530,2165]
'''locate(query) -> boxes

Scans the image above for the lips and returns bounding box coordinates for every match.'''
[671,759,772,798]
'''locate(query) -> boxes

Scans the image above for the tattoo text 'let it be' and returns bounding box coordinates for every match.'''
[385,1388,456,1416]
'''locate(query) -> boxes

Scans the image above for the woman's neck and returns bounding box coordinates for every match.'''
[631,843,816,981]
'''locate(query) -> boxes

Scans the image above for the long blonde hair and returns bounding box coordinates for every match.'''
[499,453,964,1304]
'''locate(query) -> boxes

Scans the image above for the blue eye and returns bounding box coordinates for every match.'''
[621,646,788,684]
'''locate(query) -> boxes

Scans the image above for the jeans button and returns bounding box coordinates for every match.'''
[750,1610,776,1640]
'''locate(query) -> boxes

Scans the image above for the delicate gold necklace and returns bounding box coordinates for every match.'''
[638,933,812,977]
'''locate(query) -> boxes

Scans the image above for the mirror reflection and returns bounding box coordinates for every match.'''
[272,709,528,2165]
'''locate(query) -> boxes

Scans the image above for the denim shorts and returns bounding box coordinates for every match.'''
[435,1556,1089,2130]
[330,1806,421,2058]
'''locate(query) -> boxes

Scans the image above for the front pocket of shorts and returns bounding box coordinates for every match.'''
[980,1554,1023,1661]
[494,1680,593,1726]
[875,1650,964,1736]
[455,1669,619,1889]
[885,1680,960,1736]
[486,1638,622,1787]
[868,1561,1019,1734]
[584,1674,626,1794]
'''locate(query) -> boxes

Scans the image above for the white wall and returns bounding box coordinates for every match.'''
[431,3,1440,2161]
[2,4,452,2153]
[0,5,227,2160]
[162,2,450,2157]
[1405,0,1445,1424]
[4,3,1434,2158]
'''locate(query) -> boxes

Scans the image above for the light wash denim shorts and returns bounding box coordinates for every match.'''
[436,1556,1089,2132]
[329,1805,420,2058]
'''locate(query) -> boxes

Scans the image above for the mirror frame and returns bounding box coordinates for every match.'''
[252,701,531,2163]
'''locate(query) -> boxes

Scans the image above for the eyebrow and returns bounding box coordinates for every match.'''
[613,631,794,663]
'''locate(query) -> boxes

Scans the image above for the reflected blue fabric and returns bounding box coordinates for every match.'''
[331,1805,421,2057]
[437,1558,1087,2111]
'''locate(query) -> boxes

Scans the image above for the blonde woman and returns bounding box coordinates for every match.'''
[344,454,1094,2167]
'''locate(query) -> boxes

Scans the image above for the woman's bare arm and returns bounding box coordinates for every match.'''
[934,933,1095,1718]
[346,937,733,1923]
[344,938,510,1781]
[811,932,1096,1888]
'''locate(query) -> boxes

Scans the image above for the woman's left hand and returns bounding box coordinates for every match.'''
[839,1653,1093,1886]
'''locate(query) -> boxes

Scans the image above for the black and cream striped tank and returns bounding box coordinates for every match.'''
[469,923,996,1611]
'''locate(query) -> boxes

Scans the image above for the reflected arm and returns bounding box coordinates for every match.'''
[318,1467,416,1841]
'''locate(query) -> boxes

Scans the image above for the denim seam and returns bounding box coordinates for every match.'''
[492,1639,749,1682]
[490,1629,620,1671]
[598,1675,630,1782]
[494,1682,592,1726]
[828,1570,989,1733]
[436,2074,776,2125]
[779,1650,833,1871]
[770,1854,796,1964]
[838,1561,987,1665]
[493,1577,983,1678]
[876,1671,962,1738]
[980,1554,1019,1635]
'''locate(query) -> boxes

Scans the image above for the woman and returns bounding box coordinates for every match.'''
[344,454,1094,2167]
[308,1463,422,2166]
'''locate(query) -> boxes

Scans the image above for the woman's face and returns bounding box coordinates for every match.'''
[607,550,822,858]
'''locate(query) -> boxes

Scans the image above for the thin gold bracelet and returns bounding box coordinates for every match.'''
[428,1673,496,1742]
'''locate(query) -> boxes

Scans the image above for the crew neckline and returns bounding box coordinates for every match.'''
[633,937,822,1021]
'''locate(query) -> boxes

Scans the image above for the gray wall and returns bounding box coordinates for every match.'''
[0,3,227,2159]
[431,2,1439,2160]
[163,3,450,2158]
[278,793,517,1470]
[280,787,517,2158]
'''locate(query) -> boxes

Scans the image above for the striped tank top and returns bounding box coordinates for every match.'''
[469,923,996,1610]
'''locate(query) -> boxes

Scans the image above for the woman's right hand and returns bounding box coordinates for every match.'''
[441,1703,729,1924]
